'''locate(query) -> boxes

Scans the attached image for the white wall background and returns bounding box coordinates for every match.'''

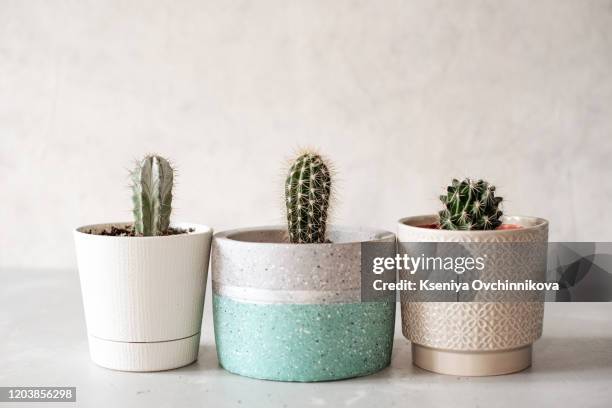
[1,0,611,269]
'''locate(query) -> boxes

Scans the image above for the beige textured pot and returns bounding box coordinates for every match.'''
[398,215,549,376]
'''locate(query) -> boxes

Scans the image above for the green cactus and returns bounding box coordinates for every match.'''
[285,151,332,243]
[131,154,174,236]
[438,178,503,230]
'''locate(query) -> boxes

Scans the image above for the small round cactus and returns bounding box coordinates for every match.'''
[131,154,174,236]
[285,151,332,243]
[438,178,503,230]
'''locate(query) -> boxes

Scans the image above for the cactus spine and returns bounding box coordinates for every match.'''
[131,155,174,236]
[285,151,332,243]
[439,178,503,230]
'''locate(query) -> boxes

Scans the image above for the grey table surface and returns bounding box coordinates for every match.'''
[1,269,611,408]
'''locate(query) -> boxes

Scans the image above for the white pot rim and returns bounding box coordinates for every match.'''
[398,214,548,235]
[74,221,213,240]
[214,225,394,246]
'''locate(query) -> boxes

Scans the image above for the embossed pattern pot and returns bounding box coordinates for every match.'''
[398,215,549,376]
[74,222,213,371]
[211,226,395,382]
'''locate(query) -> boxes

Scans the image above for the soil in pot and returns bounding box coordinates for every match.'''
[85,225,194,236]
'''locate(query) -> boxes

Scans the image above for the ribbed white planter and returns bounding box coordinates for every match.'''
[398,215,549,376]
[74,222,213,372]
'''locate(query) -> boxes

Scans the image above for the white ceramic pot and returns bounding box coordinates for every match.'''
[74,222,213,371]
[398,215,549,376]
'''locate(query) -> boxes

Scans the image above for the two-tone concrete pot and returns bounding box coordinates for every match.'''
[74,222,213,371]
[211,226,396,382]
[398,215,549,376]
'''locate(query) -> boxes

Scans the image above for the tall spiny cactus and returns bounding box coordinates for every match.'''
[131,155,174,236]
[439,178,503,230]
[285,151,332,243]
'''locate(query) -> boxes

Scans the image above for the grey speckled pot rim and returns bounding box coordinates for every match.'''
[213,225,395,245]
[398,215,548,236]
[212,225,395,304]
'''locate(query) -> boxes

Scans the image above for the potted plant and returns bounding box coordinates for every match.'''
[211,150,396,382]
[74,155,213,372]
[398,178,548,376]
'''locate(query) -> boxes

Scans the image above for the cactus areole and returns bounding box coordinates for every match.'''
[438,178,503,231]
[285,151,332,243]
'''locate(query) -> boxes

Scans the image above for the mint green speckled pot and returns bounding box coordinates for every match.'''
[211,226,396,382]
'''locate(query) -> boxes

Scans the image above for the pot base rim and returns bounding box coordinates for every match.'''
[88,333,200,372]
[412,343,532,376]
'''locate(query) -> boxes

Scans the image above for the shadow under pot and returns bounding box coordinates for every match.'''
[74,222,213,372]
[211,226,396,382]
[397,215,549,376]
